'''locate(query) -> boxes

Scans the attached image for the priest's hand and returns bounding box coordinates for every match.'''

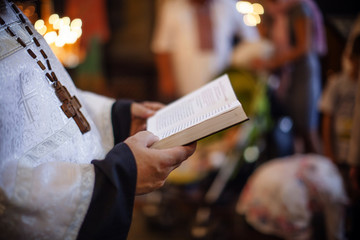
[130,101,164,136]
[124,131,196,195]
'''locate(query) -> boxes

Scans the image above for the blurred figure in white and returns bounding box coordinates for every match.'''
[236,154,348,240]
[151,0,259,101]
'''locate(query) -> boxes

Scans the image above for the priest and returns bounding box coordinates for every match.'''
[0,1,196,239]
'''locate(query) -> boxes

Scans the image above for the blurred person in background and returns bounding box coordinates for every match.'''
[318,15,360,238]
[318,32,359,191]
[252,0,327,155]
[347,33,360,240]
[151,0,259,102]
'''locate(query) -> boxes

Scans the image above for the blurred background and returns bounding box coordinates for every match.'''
[17,0,358,101]
[15,0,359,239]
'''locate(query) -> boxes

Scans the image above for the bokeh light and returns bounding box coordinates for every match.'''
[34,15,83,68]
[236,1,264,26]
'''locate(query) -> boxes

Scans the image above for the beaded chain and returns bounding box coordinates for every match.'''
[0,1,90,134]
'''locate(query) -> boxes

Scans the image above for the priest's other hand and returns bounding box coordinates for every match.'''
[130,101,164,136]
[124,131,196,195]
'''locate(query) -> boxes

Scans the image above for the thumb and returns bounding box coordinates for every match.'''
[135,131,160,147]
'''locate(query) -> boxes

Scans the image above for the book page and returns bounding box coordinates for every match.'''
[147,75,240,140]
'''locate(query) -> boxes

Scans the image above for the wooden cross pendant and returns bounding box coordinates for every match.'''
[54,82,91,134]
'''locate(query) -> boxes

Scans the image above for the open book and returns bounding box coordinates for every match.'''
[147,74,248,149]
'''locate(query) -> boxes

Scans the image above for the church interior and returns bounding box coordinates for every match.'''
[9,0,360,239]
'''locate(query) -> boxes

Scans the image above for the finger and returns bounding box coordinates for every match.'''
[183,142,197,157]
[143,101,165,111]
[160,143,197,166]
[132,103,155,118]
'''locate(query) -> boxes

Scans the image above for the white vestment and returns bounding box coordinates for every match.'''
[0,1,115,239]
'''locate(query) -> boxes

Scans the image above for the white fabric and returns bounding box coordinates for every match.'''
[236,154,348,240]
[231,39,275,68]
[0,2,113,239]
[151,0,259,96]
[77,90,115,153]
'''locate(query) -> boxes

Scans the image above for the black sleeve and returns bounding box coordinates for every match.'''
[77,143,137,240]
[111,99,133,144]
